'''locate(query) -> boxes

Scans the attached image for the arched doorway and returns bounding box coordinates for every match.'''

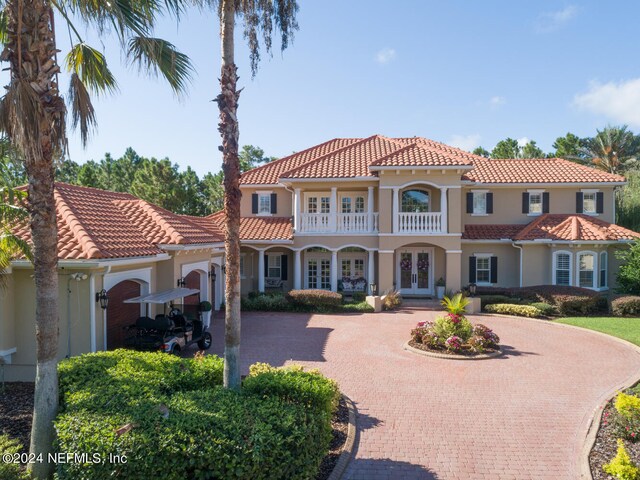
[106,280,142,350]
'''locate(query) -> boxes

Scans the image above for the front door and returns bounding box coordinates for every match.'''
[397,248,433,296]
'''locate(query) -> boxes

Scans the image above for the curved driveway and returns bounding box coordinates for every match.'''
[207,310,640,479]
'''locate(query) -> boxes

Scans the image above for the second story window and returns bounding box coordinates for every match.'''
[258,194,271,214]
[583,192,596,214]
[473,192,486,214]
[341,197,351,213]
[402,189,430,213]
[577,191,603,215]
[523,191,548,215]
[307,196,330,214]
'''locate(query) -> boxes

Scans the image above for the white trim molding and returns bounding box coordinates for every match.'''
[552,250,573,287]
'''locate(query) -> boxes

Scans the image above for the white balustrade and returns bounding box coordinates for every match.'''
[299,212,379,233]
[397,212,443,234]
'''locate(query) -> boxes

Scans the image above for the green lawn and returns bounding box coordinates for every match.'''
[555,317,640,346]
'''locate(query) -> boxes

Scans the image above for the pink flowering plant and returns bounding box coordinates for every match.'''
[408,294,500,355]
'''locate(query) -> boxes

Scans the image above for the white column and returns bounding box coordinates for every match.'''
[367,186,374,232]
[330,187,337,232]
[392,187,399,233]
[294,188,301,232]
[440,186,448,233]
[368,250,375,294]
[330,250,338,292]
[258,249,265,293]
[294,250,302,290]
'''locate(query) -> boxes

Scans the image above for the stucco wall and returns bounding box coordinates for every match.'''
[240,186,292,217]
[463,186,616,225]
[461,243,520,288]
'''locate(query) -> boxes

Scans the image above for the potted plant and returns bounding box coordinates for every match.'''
[435,277,446,299]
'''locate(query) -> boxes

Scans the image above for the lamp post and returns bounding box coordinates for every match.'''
[369,283,378,296]
[177,277,186,288]
[468,283,477,297]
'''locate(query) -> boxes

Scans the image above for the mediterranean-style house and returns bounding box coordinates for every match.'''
[1,134,638,380]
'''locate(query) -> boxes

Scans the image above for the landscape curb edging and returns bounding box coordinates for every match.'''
[327,394,358,480]
[403,340,503,360]
[472,312,640,479]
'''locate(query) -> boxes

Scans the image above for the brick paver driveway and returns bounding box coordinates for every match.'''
[207,310,640,479]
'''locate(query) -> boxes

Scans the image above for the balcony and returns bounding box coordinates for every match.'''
[397,212,444,234]
[299,212,379,234]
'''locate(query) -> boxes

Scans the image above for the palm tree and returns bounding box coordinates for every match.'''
[215,0,298,389]
[0,0,193,476]
[581,125,639,174]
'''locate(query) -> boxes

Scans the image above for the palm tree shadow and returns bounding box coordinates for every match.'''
[497,344,539,357]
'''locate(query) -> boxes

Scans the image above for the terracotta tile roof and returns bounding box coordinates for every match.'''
[241,136,621,184]
[208,212,293,241]
[514,214,640,241]
[463,158,626,184]
[280,135,405,179]
[462,224,525,240]
[240,138,361,184]
[13,183,223,260]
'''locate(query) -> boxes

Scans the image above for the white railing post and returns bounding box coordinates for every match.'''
[294,188,301,232]
[330,187,337,232]
[440,186,448,233]
[258,249,265,293]
[392,188,399,233]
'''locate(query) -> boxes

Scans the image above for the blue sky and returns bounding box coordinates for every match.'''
[60,1,640,177]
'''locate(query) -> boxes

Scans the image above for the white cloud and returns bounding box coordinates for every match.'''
[489,96,506,108]
[449,134,481,152]
[517,137,530,147]
[375,48,396,65]
[573,78,640,127]
[535,5,578,33]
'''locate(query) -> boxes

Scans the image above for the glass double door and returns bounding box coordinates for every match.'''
[397,248,433,296]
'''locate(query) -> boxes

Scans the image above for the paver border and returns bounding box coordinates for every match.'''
[402,340,503,360]
[472,313,640,479]
[327,394,358,480]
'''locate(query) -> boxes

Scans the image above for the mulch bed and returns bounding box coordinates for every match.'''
[590,400,640,480]
[0,382,350,479]
[316,396,349,480]
[0,382,34,453]
[408,340,499,357]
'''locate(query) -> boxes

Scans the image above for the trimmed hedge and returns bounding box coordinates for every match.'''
[485,303,542,318]
[55,351,336,480]
[529,302,557,316]
[286,289,342,307]
[480,295,519,308]
[242,294,290,311]
[612,296,640,316]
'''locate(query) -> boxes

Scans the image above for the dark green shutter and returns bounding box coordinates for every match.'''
[542,192,550,214]
[466,192,473,213]
[252,193,258,214]
[522,192,529,214]
[490,257,498,284]
[576,192,584,213]
[281,255,288,280]
[596,192,604,214]
[486,192,493,214]
[469,256,476,283]
[270,193,277,214]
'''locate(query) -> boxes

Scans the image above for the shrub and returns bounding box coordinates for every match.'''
[441,293,470,315]
[244,363,340,415]
[467,335,488,353]
[610,392,640,441]
[480,295,516,308]
[556,295,608,316]
[242,293,290,311]
[616,392,640,420]
[444,335,463,352]
[55,354,337,480]
[0,435,28,480]
[352,292,366,302]
[472,324,500,346]
[432,314,473,342]
[612,296,640,316]
[529,302,557,316]
[603,439,640,480]
[484,303,542,318]
[617,239,640,295]
[286,289,342,307]
[340,301,374,313]
[382,289,402,311]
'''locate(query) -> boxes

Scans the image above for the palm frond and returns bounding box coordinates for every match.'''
[127,37,193,94]
[0,9,8,45]
[0,232,32,262]
[63,0,153,38]
[65,43,118,95]
[67,73,98,147]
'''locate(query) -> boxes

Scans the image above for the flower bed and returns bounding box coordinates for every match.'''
[590,390,640,480]
[408,294,500,357]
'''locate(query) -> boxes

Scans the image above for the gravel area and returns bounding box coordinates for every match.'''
[407,339,499,357]
[0,382,34,453]
[316,396,349,480]
[590,400,640,480]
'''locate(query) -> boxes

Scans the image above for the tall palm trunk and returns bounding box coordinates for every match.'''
[217,0,242,389]
[3,0,64,477]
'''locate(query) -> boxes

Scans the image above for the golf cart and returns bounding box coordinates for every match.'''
[123,287,212,354]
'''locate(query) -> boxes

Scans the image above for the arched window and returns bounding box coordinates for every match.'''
[599,251,608,288]
[577,252,597,289]
[553,251,572,286]
[401,189,430,213]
